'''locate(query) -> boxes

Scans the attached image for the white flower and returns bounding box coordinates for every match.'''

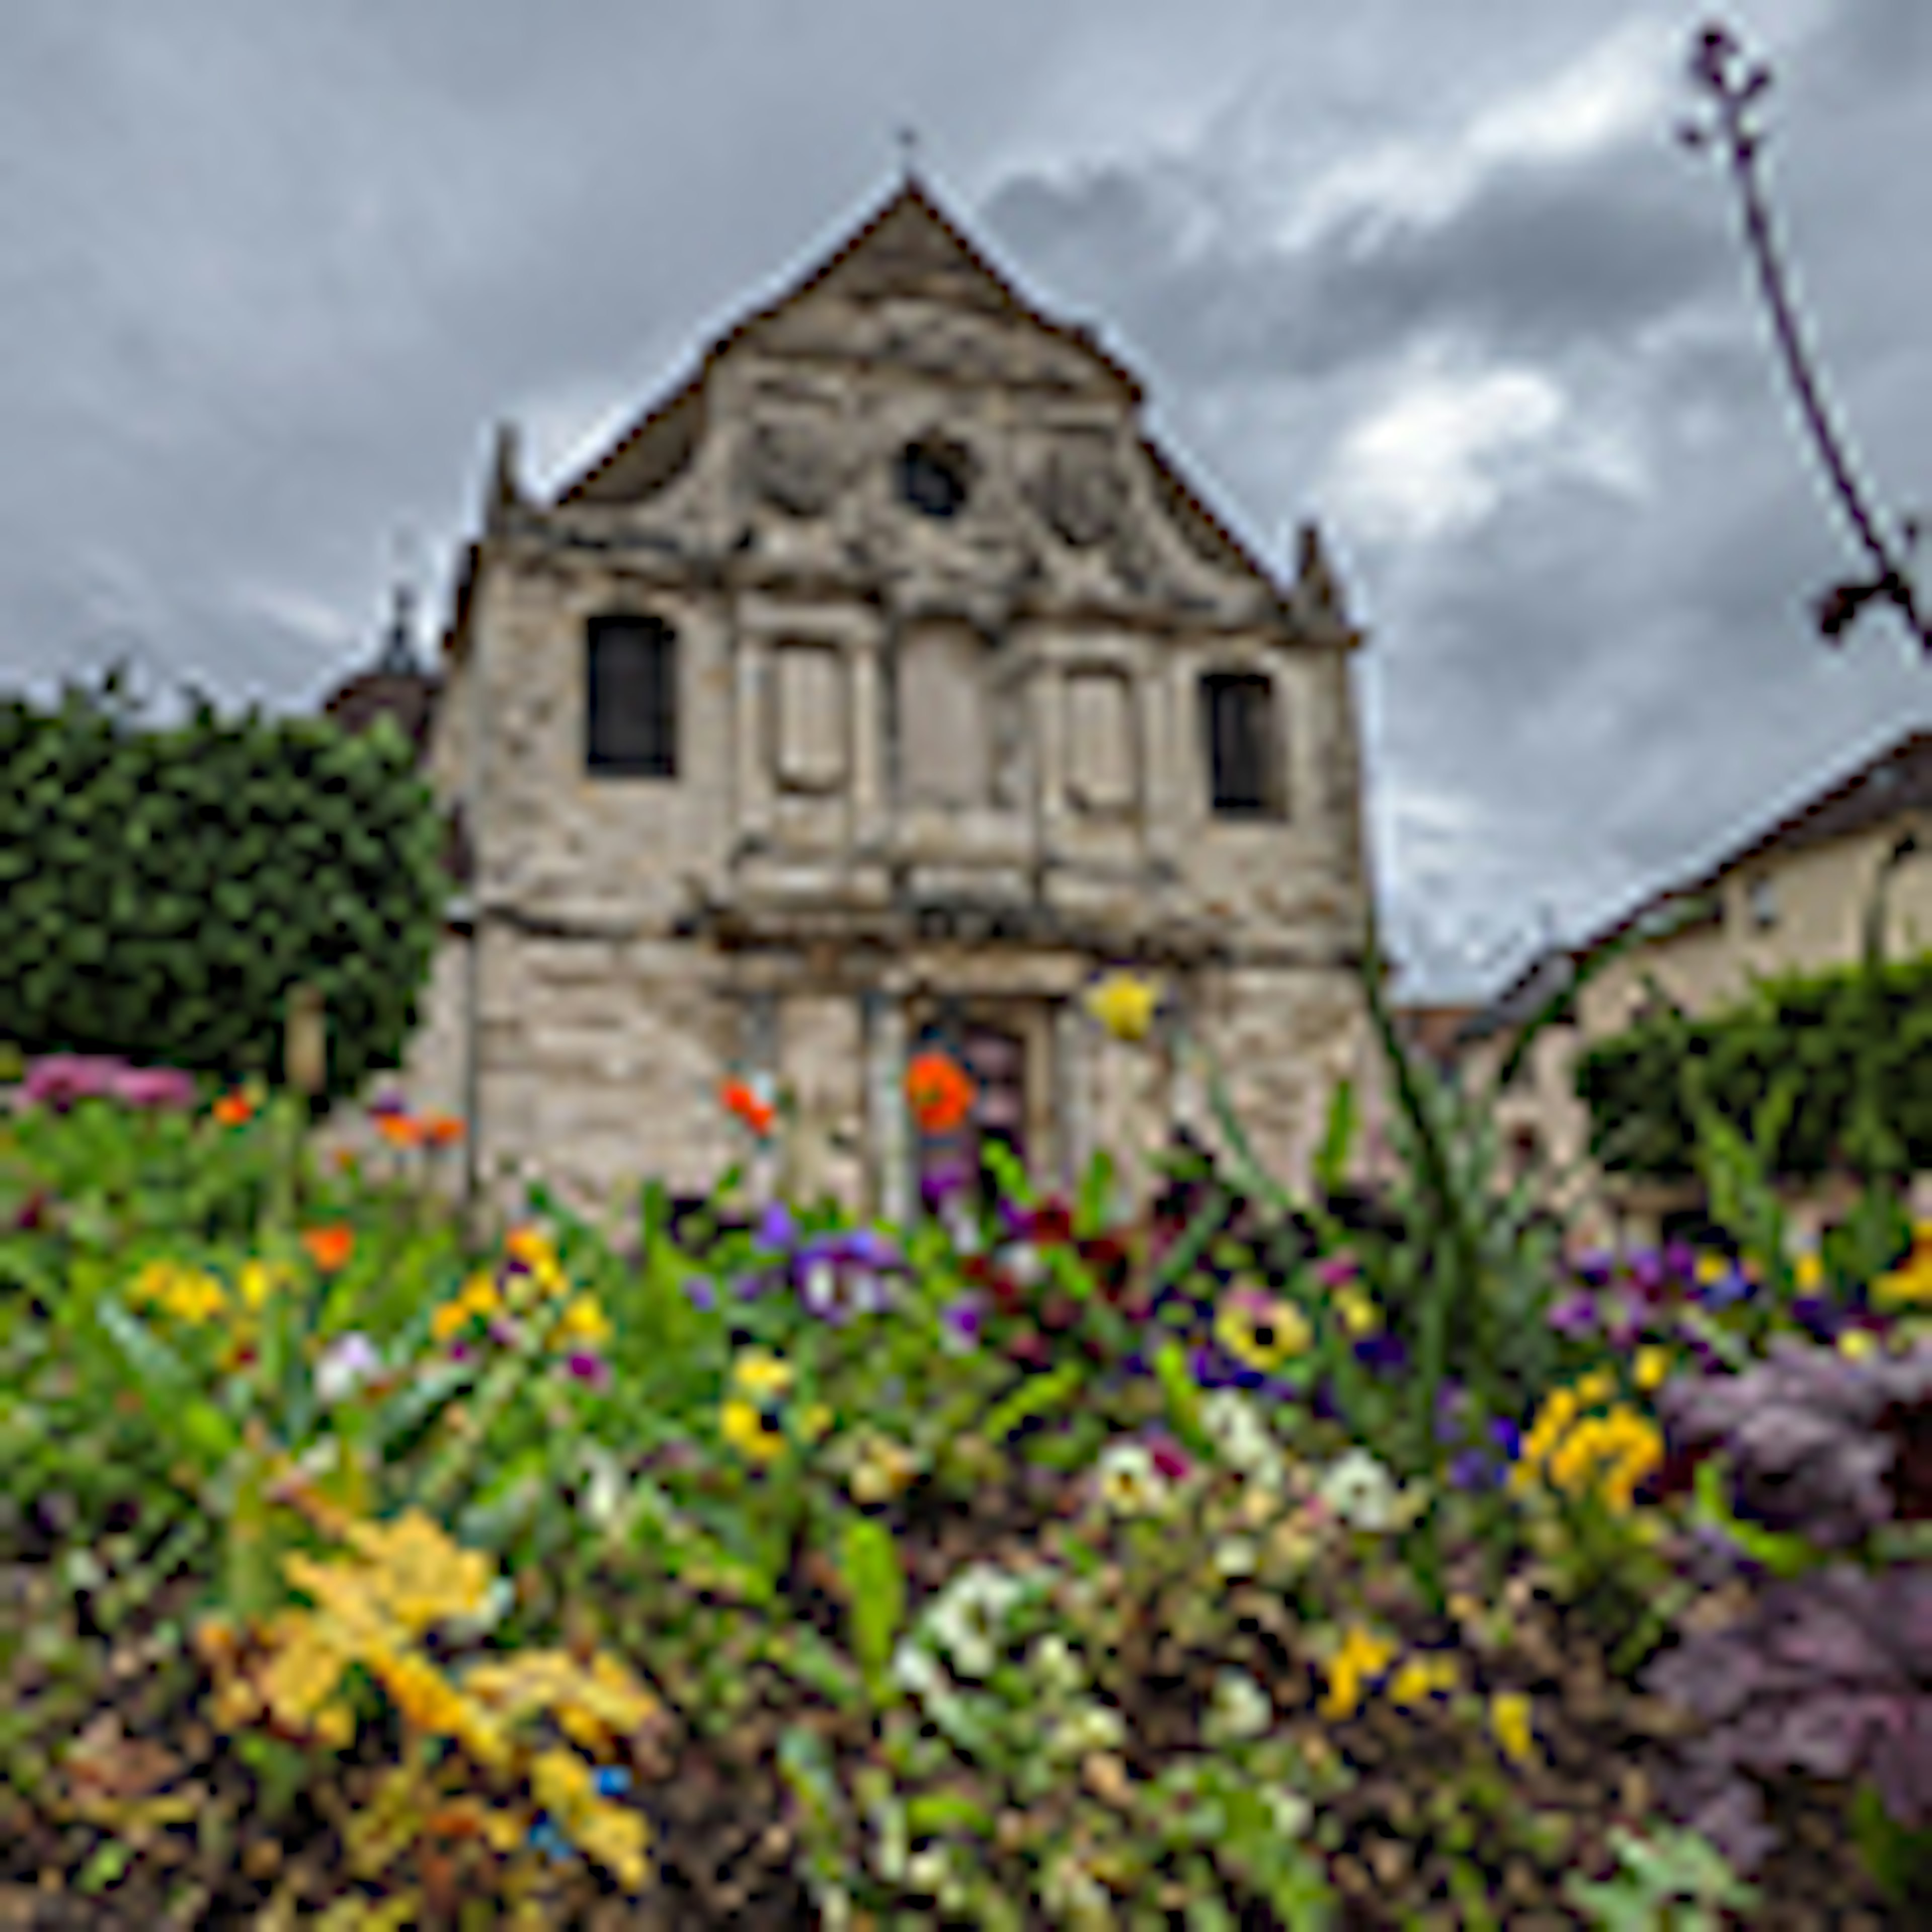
[905,1845,954,1898]
[1265,1787,1313,1838]
[1047,1698,1127,1760]
[1094,1440,1175,1517]
[580,1445,629,1533]
[1214,1537,1258,1578]
[1030,1632,1085,1698]
[315,1332,383,1405]
[1203,1668,1272,1746]
[868,1794,909,1884]
[890,1638,945,1702]
[922,1563,1035,1679]
[1004,1244,1045,1289]
[1199,1389,1285,1487]
[1040,1852,1113,1927]
[1317,1448,1403,1532]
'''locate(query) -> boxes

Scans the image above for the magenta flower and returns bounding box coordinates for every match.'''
[23,1055,128,1112]
[113,1066,197,1110]
[564,1351,610,1389]
[1314,1254,1360,1289]
[1143,1430,1191,1483]
[939,1293,984,1353]
[1548,1290,1598,1339]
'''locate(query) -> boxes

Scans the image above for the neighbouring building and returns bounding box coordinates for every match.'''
[1456,725,1932,1249]
[320,174,1386,1240]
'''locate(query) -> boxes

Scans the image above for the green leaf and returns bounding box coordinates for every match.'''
[1313,1076,1357,1198]
[903,1791,997,1838]
[979,1362,1083,1445]
[838,1512,906,1701]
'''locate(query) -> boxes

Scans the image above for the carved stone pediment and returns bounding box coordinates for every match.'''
[1028,436,1129,550]
[740,420,845,519]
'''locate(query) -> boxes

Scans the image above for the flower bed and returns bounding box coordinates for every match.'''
[0,973,1923,1926]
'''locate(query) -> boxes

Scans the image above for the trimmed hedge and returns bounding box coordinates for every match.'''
[1576,948,1932,1182]
[0,669,445,1106]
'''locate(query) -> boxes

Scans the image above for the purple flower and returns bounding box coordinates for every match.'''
[1664,1240,1698,1282]
[756,1202,796,1251]
[682,1275,717,1312]
[1548,1290,1598,1338]
[939,1293,984,1353]
[368,1086,409,1119]
[1354,1332,1408,1374]
[919,1158,976,1209]
[112,1066,197,1110]
[23,1055,128,1112]
[1489,1416,1523,1460]
[1700,1266,1752,1310]
[1144,1430,1191,1483]
[449,1340,474,1363]
[1449,1448,1499,1492]
[1315,1254,1360,1289]
[841,1227,902,1270]
[733,1271,773,1301]
[1435,1381,1469,1442]
[564,1350,610,1389]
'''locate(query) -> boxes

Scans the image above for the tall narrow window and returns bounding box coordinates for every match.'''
[585,614,677,777]
[1200,671,1277,817]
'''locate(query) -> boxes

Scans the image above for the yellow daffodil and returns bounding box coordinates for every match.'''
[1215,1290,1311,1374]
[1083,970,1162,1043]
[1490,1691,1538,1767]
[1321,1623,1399,1720]
[721,1396,788,1463]
[731,1349,795,1400]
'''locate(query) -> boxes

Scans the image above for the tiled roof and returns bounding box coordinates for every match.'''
[320,669,441,759]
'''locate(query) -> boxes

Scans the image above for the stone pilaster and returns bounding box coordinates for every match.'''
[863,988,913,1229]
[1054,995,1093,1194]
[741,991,781,1204]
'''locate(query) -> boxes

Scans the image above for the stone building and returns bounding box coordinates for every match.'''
[353,175,1383,1239]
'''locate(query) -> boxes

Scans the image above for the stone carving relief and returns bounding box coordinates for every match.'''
[740,419,844,519]
[1028,435,1129,550]
[1063,667,1137,814]
[769,641,848,793]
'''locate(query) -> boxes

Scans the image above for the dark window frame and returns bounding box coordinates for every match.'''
[585,612,678,778]
[1199,670,1280,818]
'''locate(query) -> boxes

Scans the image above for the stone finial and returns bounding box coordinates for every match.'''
[1295,519,1349,629]
[486,421,526,530]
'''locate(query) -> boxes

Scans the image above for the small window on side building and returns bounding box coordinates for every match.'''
[1747,875,1777,930]
[1200,671,1279,818]
[585,613,677,777]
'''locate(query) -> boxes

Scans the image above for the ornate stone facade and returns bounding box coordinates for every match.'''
[367,178,1384,1239]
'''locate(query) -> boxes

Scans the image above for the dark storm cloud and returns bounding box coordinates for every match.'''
[0,0,1925,1002]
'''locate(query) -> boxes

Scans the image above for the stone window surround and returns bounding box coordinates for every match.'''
[582,604,680,779]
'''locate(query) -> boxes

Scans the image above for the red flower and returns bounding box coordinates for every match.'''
[719,1079,776,1138]
[1026,1199,1076,1247]
[212,1090,256,1127]
[906,1052,977,1135]
[1005,1326,1052,1369]
[301,1225,355,1274]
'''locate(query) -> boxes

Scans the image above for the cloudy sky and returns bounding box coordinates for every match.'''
[3,0,1928,1002]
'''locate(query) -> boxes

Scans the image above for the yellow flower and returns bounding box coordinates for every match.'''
[1575,1369,1616,1409]
[237,1259,292,1312]
[1387,1654,1460,1710]
[1794,1250,1824,1292]
[311,1701,356,1752]
[1333,1285,1381,1336]
[1321,1623,1399,1721]
[570,1798,653,1894]
[157,1269,227,1324]
[256,1622,355,1727]
[1632,1346,1673,1393]
[532,1746,597,1820]
[799,1402,835,1443]
[1215,1290,1311,1374]
[731,1349,795,1400]
[1083,970,1162,1043]
[430,1299,473,1343]
[374,1651,474,1737]
[342,1510,496,1635]
[849,1431,919,1503]
[721,1396,788,1463]
[555,1295,612,1350]
[1694,1251,1729,1285]
[506,1226,557,1273]
[1839,1328,1881,1362]
[1874,1259,1932,1309]
[1490,1691,1538,1766]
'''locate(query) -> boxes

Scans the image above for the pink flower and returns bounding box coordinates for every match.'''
[23,1055,127,1112]
[1314,1254,1360,1289]
[564,1350,610,1389]
[112,1066,197,1110]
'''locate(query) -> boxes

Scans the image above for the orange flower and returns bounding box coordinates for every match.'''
[376,1113,426,1149]
[719,1078,776,1138]
[212,1090,256,1127]
[421,1112,465,1147]
[905,1051,976,1135]
[302,1225,356,1273]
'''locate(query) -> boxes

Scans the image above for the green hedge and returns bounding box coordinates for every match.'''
[0,668,446,1105]
[1576,948,1932,1182]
